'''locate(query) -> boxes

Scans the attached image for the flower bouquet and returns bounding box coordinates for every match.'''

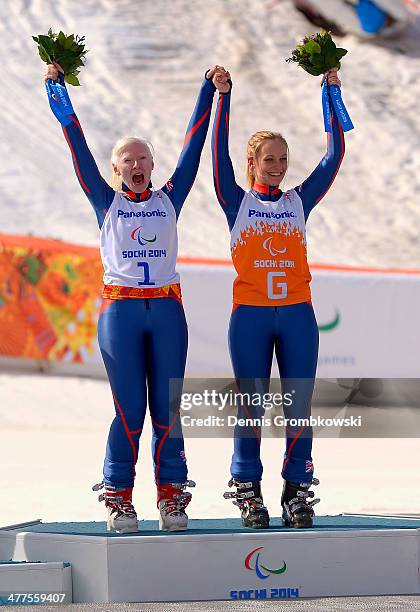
[286,31,347,75]
[287,31,354,132]
[33,28,88,86]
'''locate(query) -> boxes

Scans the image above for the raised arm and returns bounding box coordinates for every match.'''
[211,70,245,231]
[44,64,115,228]
[161,68,218,217]
[296,69,345,221]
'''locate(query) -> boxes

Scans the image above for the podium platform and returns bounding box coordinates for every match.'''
[1,515,419,603]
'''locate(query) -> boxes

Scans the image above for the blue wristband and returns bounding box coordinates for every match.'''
[45,75,74,127]
[329,84,354,132]
[322,81,354,133]
[321,80,332,133]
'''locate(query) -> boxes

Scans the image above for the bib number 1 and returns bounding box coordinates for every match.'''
[137,261,155,286]
[267,271,287,300]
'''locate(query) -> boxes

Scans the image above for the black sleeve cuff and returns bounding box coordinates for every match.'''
[204,69,216,92]
[204,71,232,94]
[220,79,232,95]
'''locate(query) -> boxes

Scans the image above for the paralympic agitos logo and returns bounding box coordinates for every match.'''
[131,226,157,246]
[245,547,287,580]
[318,309,340,332]
[262,237,287,257]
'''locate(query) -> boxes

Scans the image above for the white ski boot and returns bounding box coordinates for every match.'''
[157,481,196,532]
[93,482,138,533]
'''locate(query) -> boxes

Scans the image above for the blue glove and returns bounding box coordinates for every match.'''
[45,73,75,127]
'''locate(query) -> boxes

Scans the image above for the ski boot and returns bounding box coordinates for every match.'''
[281,478,320,528]
[224,479,270,529]
[157,480,196,532]
[93,481,138,533]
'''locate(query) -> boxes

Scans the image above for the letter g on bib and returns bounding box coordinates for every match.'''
[267,271,288,300]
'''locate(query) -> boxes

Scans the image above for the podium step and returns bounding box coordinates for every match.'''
[0,515,419,603]
[0,561,72,605]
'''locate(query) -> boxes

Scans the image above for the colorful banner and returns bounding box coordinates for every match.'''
[1,234,420,377]
[0,234,102,365]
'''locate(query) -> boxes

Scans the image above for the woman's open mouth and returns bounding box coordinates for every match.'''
[132,173,144,185]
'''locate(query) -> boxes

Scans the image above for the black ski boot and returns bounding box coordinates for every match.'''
[224,479,270,529]
[281,478,320,528]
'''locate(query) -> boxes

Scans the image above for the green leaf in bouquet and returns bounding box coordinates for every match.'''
[56,48,76,63]
[310,54,324,68]
[321,38,336,59]
[64,34,75,49]
[38,46,52,64]
[325,51,339,69]
[37,34,51,47]
[336,48,347,60]
[57,31,66,46]
[303,39,321,55]
[317,30,333,45]
[305,65,324,76]
[38,35,55,56]
[65,73,80,86]
[67,58,81,70]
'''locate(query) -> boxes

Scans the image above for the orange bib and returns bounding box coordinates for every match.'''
[230,190,311,306]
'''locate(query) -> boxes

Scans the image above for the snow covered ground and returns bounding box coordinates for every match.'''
[1,0,419,266]
[0,0,419,526]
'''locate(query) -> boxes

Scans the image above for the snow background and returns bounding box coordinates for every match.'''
[1,0,419,266]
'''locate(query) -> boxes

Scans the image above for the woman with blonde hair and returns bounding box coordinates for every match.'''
[211,67,345,529]
[44,62,219,532]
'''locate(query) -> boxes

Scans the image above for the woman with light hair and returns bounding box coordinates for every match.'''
[211,67,346,529]
[44,62,219,532]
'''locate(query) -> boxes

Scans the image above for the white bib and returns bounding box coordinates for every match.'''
[100,190,180,288]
